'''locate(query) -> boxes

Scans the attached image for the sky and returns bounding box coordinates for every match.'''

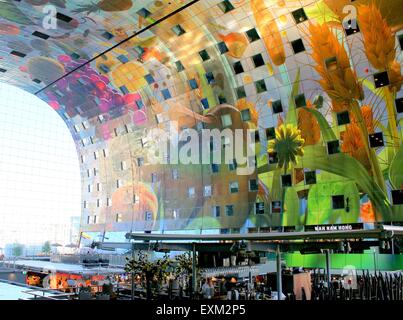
[0,83,81,249]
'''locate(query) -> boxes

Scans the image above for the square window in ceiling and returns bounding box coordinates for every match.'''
[332,195,345,209]
[137,8,151,18]
[392,190,403,205]
[255,79,267,93]
[120,85,129,95]
[218,0,235,13]
[291,39,306,54]
[32,79,42,84]
[217,41,229,54]
[272,99,283,114]
[396,97,403,113]
[144,74,155,84]
[205,72,215,84]
[172,24,186,36]
[369,132,385,148]
[304,171,317,185]
[252,53,265,68]
[102,31,114,40]
[199,49,210,61]
[0,68,6,73]
[221,114,232,127]
[246,28,260,42]
[161,88,171,100]
[344,20,360,36]
[327,140,340,155]
[99,64,110,73]
[117,55,129,64]
[292,8,308,24]
[32,31,50,40]
[10,50,26,58]
[233,61,244,74]
[241,109,251,121]
[374,71,390,88]
[56,12,72,22]
[336,110,350,125]
[236,86,246,99]
[201,98,209,110]
[281,174,292,187]
[294,93,306,108]
[189,79,198,89]
[175,60,185,72]
[71,52,80,60]
[266,127,275,140]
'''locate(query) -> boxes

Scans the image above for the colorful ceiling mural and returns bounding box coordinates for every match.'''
[0,0,402,238]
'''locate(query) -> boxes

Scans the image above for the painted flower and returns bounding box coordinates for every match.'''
[268,124,305,170]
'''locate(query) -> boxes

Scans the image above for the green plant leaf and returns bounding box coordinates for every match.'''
[302,107,337,142]
[389,143,403,189]
[283,187,301,226]
[285,68,301,126]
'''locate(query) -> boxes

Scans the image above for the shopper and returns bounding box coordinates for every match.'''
[201,278,215,299]
[227,284,240,300]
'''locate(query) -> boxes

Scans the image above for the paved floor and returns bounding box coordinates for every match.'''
[0,282,32,300]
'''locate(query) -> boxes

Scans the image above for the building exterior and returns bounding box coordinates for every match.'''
[0,0,401,245]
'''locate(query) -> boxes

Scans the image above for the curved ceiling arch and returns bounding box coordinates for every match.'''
[0,0,402,239]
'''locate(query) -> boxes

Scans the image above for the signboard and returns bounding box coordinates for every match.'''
[305,223,364,232]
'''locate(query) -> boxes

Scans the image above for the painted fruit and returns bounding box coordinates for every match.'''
[27,56,65,84]
[0,23,20,35]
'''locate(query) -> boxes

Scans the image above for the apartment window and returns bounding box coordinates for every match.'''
[246,28,260,42]
[97,199,102,208]
[252,53,265,68]
[107,198,112,207]
[93,215,98,224]
[137,8,151,18]
[145,211,153,221]
[87,216,91,224]
[73,125,80,133]
[172,169,179,180]
[121,161,127,171]
[199,49,210,61]
[240,109,251,121]
[236,86,246,99]
[88,184,93,193]
[229,181,239,193]
[228,160,237,171]
[188,187,195,198]
[151,173,157,183]
[93,168,98,176]
[217,41,229,54]
[87,169,90,178]
[205,72,215,84]
[133,194,139,204]
[172,24,186,36]
[115,213,123,223]
[102,149,108,157]
[175,60,185,72]
[211,164,220,173]
[212,206,221,218]
[221,114,232,127]
[83,201,87,209]
[255,202,265,214]
[97,183,102,192]
[218,0,235,13]
[189,79,198,89]
[233,61,244,74]
[255,79,267,93]
[249,179,258,191]
[94,151,99,160]
[225,205,234,216]
[272,100,283,114]
[304,171,317,185]
[137,157,144,166]
[81,155,86,163]
[116,179,122,188]
[332,195,345,209]
[204,185,212,197]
